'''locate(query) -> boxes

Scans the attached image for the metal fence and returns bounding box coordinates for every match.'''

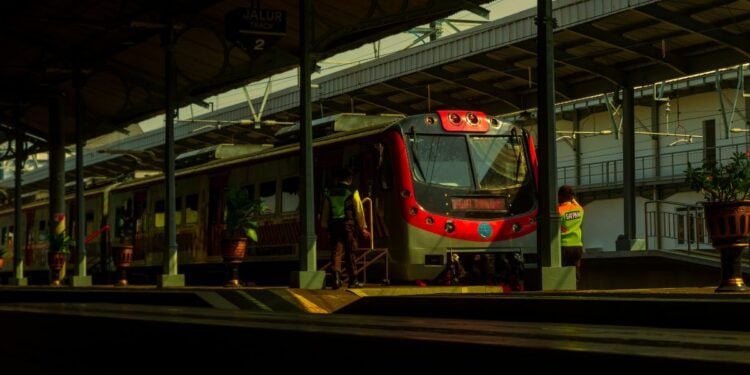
[558,143,749,188]
[644,200,711,251]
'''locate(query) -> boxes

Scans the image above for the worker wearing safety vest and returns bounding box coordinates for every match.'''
[321,167,370,289]
[558,185,584,288]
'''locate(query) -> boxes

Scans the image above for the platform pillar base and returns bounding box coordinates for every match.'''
[9,277,28,286]
[70,275,92,287]
[158,274,185,288]
[290,270,326,289]
[541,266,577,291]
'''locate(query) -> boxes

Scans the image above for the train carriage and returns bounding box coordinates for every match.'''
[0,110,538,285]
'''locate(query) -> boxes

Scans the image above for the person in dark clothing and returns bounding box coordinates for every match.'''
[321,167,370,289]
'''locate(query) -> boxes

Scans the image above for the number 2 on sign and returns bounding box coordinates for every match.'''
[254,39,265,50]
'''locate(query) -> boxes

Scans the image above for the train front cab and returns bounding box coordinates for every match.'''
[382,110,538,283]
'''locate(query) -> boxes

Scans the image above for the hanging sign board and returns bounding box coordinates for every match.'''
[225,7,287,55]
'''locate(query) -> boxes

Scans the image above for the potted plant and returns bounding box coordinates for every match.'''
[685,151,750,292]
[48,231,73,286]
[221,186,262,287]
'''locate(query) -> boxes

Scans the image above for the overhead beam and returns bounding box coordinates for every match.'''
[568,24,688,76]
[315,1,490,53]
[380,81,491,111]
[421,67,523,110]
[512,43,626,87]
[349,90,415,114]
[464,55,574,100]
[635,4,750,59]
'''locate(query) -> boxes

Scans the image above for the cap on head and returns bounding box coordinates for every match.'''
[558,185,575,202]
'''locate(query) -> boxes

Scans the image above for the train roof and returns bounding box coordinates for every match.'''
[174,144,274,170]
[110,116,402,191]
[274,113,405,145]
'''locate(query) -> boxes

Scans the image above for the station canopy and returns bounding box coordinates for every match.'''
[253,0,750,120]
[4,0,750,195]
[0,0,490,147]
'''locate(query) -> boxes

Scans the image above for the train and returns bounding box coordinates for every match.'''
[0,110,538,285]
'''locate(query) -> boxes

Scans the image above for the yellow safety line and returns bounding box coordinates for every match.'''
[287,290,328,314]
[347,288,368,297]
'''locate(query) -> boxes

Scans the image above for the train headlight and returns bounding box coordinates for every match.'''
[448,112,461,125]
[444,220,455,233]
[490,118,502,129]
[466,112,479,125]
[512,223,522,233]
[426,217,434,225]
[401,189,411,198]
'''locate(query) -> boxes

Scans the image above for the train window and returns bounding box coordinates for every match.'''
[375,143,393,190]
[38,220,48,241]
[469,136,528,189]
[85,211,95,239]
[115,206,129,240]
[175,197,183,226]
[185,194,199,224]
[408,134,473,188]
[260,181,277,215]
[281,177,300,213]
[242,184,255,200]
[154,200,165,228]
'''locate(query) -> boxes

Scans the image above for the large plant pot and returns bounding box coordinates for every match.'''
[112,245,134,286]
[221,238,248,287]
[48,252,67,286]
[703,201,750,292]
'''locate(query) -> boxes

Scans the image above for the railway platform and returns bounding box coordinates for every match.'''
[0,285,749,373]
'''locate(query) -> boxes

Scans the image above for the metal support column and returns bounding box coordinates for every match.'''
[158,10,184,287]
[622,85,636,248]
[71,71,92,286]
[651,101,662,250]
[49,95,66,285]
[291,0,325,289]
[10,106,27,286]
[573,109,583,187]
[536,0,573,290]
[745,73,750,145]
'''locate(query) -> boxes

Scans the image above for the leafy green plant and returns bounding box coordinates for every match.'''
[48,231,73,255]
[224,187,263,242]
[0,248,6,257]
[685,151,750,202]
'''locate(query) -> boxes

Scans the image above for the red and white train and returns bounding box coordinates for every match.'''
[0,110,538,284]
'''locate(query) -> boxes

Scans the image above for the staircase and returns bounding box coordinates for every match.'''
[319,197,390,286]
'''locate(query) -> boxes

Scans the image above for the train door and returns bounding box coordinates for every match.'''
[371,140,393,249]
[207,173,228,256]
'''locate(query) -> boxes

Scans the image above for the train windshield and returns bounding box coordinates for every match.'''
[409,135,473,188]
[468,136,527,189]
[408,134,528,189]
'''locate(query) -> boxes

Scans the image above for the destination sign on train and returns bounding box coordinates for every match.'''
[451,197,507,211]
